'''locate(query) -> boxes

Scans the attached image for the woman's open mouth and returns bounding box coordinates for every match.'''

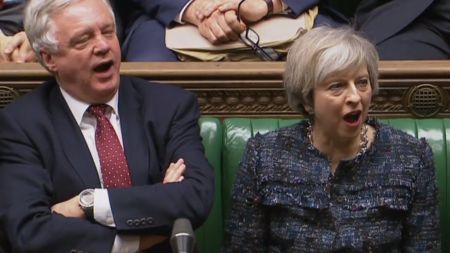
[343,111,361,124]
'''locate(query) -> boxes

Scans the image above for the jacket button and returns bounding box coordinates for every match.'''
[133,219,140,226]
[126,219,133,226]
[146,217,153,224]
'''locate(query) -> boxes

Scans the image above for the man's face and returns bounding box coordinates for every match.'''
[43,0,121,104]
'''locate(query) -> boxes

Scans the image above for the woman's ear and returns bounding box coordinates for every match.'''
[304,104,313,115]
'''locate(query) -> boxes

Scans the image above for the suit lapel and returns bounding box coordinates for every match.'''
[49,83,101,187]
[118,77,151,185]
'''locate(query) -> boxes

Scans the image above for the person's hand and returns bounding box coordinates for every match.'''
[163,158,186,183]
[139,235,167,250]
[0,32,10,62]
[197,9,245,44]
[51,195,85,218]
[1,32,36,63]
[183,0,223,25]
[217,0,270,23]
[183,0,246,44]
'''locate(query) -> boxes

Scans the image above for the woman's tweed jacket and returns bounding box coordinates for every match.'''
[223,118,440,253]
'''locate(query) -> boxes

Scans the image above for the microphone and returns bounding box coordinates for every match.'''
[170,218,196,253]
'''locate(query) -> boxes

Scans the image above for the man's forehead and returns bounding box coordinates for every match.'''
[49,0,114,28]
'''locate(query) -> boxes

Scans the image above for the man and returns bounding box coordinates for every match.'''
[0,0,35,62]
[0,0,214,252]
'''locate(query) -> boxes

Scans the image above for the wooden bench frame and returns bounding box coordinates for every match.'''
[1,61,449,118]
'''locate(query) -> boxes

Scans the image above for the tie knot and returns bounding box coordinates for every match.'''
[88,104,108,118]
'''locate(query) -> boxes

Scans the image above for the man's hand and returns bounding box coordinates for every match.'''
[51,195,85,218]
[164,158,187,183]
[0,31,36,63]
[197,9,245,44]
[200,0,284,23]
[135,159,186,250]
[183,0,245,44]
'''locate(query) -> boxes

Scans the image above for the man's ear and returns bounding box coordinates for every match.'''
[41,50,57,72]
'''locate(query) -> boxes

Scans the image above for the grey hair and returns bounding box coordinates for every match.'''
[283,26,379,116]
[24,0,115,65]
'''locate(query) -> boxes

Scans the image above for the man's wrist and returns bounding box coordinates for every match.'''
[272,0,284,14]
[263,0,273,17]
[79,188,95,219]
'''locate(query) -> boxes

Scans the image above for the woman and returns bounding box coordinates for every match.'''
[223,26,440,252]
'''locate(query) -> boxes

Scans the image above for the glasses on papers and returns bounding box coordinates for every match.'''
[237,0,282,61]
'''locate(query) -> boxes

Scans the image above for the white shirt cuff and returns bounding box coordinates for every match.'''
[111,234,140,253]
[93,189,115,227]
[94,189,140,252]
[176,0,195,24]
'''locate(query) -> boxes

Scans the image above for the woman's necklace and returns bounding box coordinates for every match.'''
[307,122,369,157]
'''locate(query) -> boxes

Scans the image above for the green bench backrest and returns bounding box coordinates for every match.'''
[196,118,224,253]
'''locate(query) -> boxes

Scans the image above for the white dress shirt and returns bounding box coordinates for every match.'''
[60,87,140,253]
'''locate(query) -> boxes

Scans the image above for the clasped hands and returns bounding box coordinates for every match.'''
[183,0,279,44]
[0,31,36,63]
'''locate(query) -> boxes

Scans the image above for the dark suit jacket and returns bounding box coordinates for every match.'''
[321,0,449,58]
[353,0,449,45]
[0,2,24,36]
[0,76,214,252]
[112,0,190,60]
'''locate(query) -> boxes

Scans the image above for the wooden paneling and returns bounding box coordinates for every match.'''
[1,61,449,118]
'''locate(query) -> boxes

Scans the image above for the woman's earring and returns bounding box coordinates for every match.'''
[304,105,313,115]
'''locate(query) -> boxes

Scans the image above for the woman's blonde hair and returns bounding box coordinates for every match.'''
[283,26,379,115]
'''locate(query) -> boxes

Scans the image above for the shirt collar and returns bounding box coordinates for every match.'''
[59,87,119,126]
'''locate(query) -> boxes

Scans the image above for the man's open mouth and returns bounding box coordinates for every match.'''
[93,61,114,73]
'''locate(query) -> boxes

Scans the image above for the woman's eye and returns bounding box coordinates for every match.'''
[329,82,343,91]
[357,78,370,88]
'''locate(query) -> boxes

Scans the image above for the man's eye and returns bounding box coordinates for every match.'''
[103,30,115,38]
[73,36,90,48]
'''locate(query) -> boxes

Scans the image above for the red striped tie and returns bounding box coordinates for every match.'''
[89,104,132,188]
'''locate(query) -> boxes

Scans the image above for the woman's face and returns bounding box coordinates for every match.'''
[310,64,372,142]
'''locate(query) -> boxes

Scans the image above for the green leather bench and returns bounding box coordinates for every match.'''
[196,117,450,253]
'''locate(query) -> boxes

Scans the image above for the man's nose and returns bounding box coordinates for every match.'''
[92,35,110,55]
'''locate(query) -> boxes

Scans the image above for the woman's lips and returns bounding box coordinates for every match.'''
[343,111,361,123]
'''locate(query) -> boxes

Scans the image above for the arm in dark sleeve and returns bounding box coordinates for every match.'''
[402,139,441,252]
[0,110,116,253]
[129,0,190,26]
[0,3,25,36]
[223,135,269,253]
[283,0,320,16]
[108,91,214,234]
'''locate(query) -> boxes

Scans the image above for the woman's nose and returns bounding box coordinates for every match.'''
[346,83,362,103]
